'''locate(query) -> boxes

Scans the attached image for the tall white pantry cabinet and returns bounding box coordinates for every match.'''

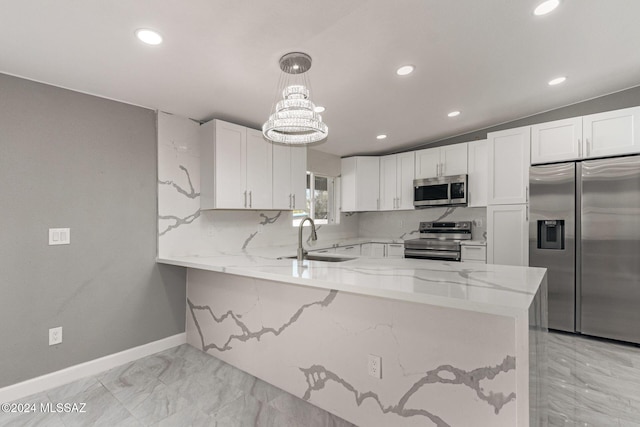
[487,126,531,266]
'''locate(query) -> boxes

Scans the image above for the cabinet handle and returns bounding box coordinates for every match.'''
[249,191,252,208]
[289,194,292,209]
[244,191,247,208]
[587,138,591,156]
[436,163,440,176]
[578,138,582,158]
[465,246,482,250]
[526,186,529,203]
[293,194,296,208]
[441,162,445,176]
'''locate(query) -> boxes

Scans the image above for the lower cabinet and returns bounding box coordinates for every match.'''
[461,244,487,264]
[385,243,404,258]
[487,204,529,266]
[335,244,361,255]
[360,243,385,257]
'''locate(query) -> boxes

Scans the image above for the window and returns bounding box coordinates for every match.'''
[293,172,339,226]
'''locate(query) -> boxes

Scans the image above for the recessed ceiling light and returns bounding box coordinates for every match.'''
[396,65,415,76]
[534,0,560,16]
[314,106,325,113]
[135,29,163,45]
[448,111,461,117]
[548,76,567,86]
[376,134,387,140]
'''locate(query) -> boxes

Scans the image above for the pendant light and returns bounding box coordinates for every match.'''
[262,52,328,145]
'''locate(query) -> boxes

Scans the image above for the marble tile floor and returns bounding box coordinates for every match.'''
[4,332,640,427]
[547,331,640,427]
[0,344,355,427]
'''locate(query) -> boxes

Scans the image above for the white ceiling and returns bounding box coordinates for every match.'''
[1,1,640,157]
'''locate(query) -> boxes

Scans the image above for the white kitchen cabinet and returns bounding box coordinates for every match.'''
[461,244,486,264]
[385,243,404,258]
[201,119,272,210]
[334,244,361,255]
[487,204,528,266]
[531,117,582,164]
[583,106,640,159]
[467,139,488,207]
[488,126,531,205]
[272,144,307,210]
[360,243,386,257]
[415,144,468,179]
[379,154,397,211]
[341,157,380,212]
[379,152,415,211]
[246,128,273,209]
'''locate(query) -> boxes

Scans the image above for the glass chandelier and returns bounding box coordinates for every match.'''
[262,52,328,145]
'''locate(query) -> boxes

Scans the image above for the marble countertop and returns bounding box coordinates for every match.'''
[158,243,546,317]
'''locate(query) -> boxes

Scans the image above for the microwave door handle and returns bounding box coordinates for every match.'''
[447,183,452,203]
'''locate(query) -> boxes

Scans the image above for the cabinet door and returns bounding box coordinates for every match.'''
[385,243,404,258]
[488,126,531,205]
[357,157,380,211]
[531,117,582,164]
[487,204,528,266]
[396,151,415,210]
[213,120,246,209]
[335,245,361,255]
[467,139,488,207]
[441,143,468,176]
[379,155,397,211]
[341,157,357,212]
[414,148,440,179]
[245,129,272,209]
[290,147,307,210]
[272,144,292,209]
[583,106,640,159]
[361,243,385,257]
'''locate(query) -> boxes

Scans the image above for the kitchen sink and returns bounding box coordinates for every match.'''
[278,254,355,263]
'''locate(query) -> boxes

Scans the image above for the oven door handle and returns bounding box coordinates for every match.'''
[404,249,460,260]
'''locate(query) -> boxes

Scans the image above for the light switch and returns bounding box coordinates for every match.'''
[49,228,70,245]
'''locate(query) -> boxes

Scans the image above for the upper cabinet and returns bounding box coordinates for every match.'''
[202,119,307,211]
[415,144,467,179]
[531,107,640,164]
[488,126,531,205]
[583,106,640,159]
[272,144,307,210]
[467,139,488,207]
[341,157,380,212]
[379,152,415,211]
[531,117,582,164]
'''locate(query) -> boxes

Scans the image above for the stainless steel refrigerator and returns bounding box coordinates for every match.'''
[529,155,640,343]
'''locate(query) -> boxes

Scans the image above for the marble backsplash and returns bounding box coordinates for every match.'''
[358,207,487,241]
[157,112,359,258]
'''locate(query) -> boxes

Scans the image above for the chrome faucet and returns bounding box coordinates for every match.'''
[297,216,318,261]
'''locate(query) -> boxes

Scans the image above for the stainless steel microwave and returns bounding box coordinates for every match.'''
[413,175,468,208]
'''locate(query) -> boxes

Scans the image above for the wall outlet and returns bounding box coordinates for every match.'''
[49,327,62,346]
[368,354,382,379]
[476,219,483,227]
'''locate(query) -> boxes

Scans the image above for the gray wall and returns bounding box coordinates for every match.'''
[402,85,640,150]
[0,74,186,388]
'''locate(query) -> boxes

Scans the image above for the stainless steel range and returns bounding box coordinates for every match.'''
[404,221,472,261]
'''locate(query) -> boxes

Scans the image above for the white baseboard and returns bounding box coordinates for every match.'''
[0,333,186,404]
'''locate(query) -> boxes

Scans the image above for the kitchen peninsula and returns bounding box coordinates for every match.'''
[158,249,547,427]
[157,112,547,427]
